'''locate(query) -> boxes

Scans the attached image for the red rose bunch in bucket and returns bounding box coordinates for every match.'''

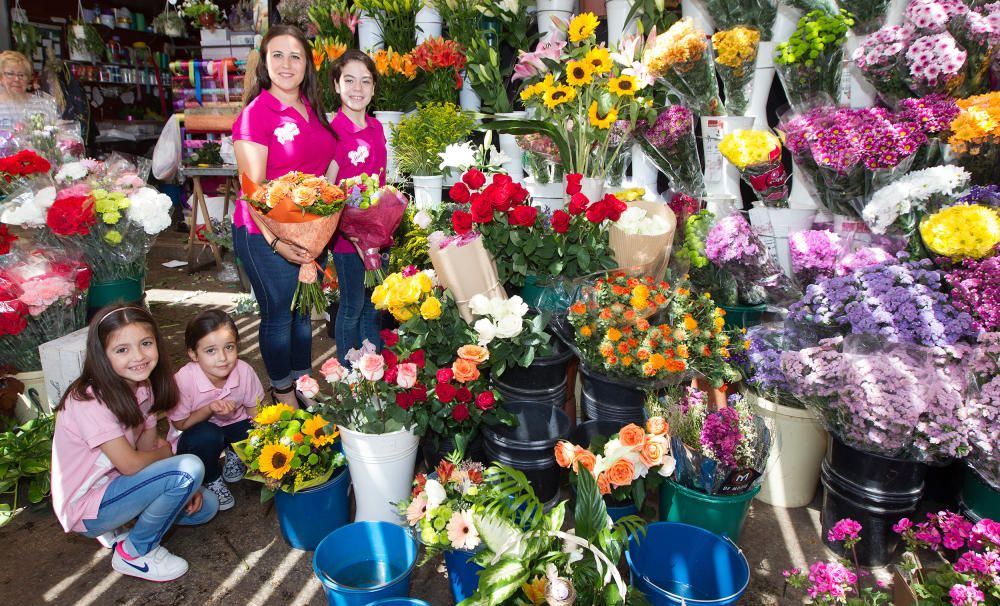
[424,344,510,444]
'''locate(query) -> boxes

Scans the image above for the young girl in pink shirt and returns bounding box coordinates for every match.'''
[51,305,219,583]
[170,309,265,511]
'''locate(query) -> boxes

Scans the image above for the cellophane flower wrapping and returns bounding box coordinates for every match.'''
[704,213,800,306]
[0,244,90,371]
[840,0,892,34]
[0,148,52,205]
[919,203,1000,260]
[948,92,1000,186]
[664,388,772,495]
[718,129,789,206]
[896,94,960,171]
[671,208,738,305]
[739,323,808,409]
[338,178,408,286]
[946,255,1000,333]
[9,116,82,169]
[965,332,1000,489]
[696,0,777,40]
[712,27,760,116]
[641,17,723,117]
[635,105,705,197]
[852,23,920,106]
[517,134,563,184]
[774,10,852,113]
[789,229,843,287]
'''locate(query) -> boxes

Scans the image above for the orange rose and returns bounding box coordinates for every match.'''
[646,416,668,436]
[618,423,646,448]
[606,458,635,488]
[554,441,575,468]
[639,436,667,467]
[300,176,327,190]
[292,186,317,207]
[276,171,301,184]
[457,345,490,364]
[572,447,597,474]
[452,358,480,383]
[596,472,612,495]
[268,182,293,208]
[319,182,345,202]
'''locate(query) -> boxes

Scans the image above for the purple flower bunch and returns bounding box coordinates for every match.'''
[635,106,704,197]
[946,255,1000,332]
[897,94,961,136]
[704,214,799,306]
[905,0,969,32]
[965,333,1000,488]
[788,256,977,347]
[790,230,843,286]
[742,325,796,394]
[959,184,1000,207]
[853,24,918,102]
[699,406,741,469]
[639,105,694,149]
[906,32,967,93]
[836,246,895,276]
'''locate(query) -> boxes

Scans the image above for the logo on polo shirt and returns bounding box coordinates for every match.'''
[274,122,300,145]
[348,145,369,166]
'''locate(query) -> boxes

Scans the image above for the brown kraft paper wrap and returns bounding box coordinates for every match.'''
[609,199,677,279]
[428,236,507,323]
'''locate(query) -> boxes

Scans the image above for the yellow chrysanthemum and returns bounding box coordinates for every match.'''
[711,27,760,72]
[718,129,782,169]
[543,84,577,110]
[301,414,331,442]
[920,204,1000,259]
[568,12,600,43]
[584,47,612,74]
[258,443,294,480]
[588,101,617,129]
[608,75,637,97]
[255,403,295,425]
[565,60,594,86]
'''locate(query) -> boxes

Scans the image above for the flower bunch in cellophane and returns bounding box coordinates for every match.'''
[705,213,800,306]
[633,105,704,197]
[337,172,408,286]
[919,203,1000,260]
[233,403,345,499]
[718,129,788,207]
[697,0,777,38]
[712,27,760,117]
[774,10,853,113]
[948,92,1000,186]
[642,17,722,116]
[0,149,50,202]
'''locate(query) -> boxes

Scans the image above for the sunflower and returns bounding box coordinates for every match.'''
[301,414,331,442]
[568,12,599,43]
[588,101,618,129]
[543,85,577,110]
[258,443,295,480]
[608,75,637,97]
[254,403,295,425]
[566,60,594,86]
[585,47,612,75]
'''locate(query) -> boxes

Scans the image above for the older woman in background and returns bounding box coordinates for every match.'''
[0,50,58,135]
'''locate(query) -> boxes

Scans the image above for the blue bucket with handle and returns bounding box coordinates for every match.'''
[313,521,418,606]
[365,600,431,606]
[443,548,483,603]
[626,522,749,605]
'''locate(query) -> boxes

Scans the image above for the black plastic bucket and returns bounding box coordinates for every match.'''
[492,339,574,408]
[422,432,486,470]
[494,379,567,409]
[569,419,627,449]
[579,365,648,425]
[483,401,570,504]
[825,436,926,498]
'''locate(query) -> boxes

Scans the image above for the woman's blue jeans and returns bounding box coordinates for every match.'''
[333,251,383,364]
[234,226,316,390]
[82,455,219,556]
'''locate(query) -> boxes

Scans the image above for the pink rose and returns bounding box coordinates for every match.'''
[396,362,418,389]
[358,353,385,381]
[296,375,320,399]
[320,358,348,383]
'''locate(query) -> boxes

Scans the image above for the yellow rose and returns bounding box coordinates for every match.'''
[420,296,442,320]
[413,272,433,293]
[371,284,391,308]
[391,305,414,322]
[398,278,423,304]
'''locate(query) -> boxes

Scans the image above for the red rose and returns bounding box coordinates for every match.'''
[456,387,473,403]
[435,382,457,403]
[411,384,428,401]
[509,205,538,227]
[510,183,529,204]
[46,195,96,236]
[381,329,399,347]
[603,194,628,222]
[565,173,583,195]
[382,349,398,368]
[452,211,473,234]
[436,368,454,382]
[0,225,16,255]
[568,193,589,216]
[396,391,414,410]
[451,403,470,422]
[449,182,471,203]
[492,174,512,187]
[551,210,571,234]
[462,168,486,189]
[384,365,399,385]
[407,349,425,369]
[586,201,609,223]
[471,196,494,223]
[475,391,495,411]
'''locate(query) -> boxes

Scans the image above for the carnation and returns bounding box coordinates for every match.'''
[127,187,172,235]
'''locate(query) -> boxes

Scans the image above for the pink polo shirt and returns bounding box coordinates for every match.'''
[51,383,158,533]
[330,109,388,252]
[167,360,265,449]
[231,88,339,234]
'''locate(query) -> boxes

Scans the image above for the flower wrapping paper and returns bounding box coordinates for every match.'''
[427,234,507,323]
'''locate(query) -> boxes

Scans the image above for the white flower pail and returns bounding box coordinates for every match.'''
[703,193,741,219]
[412,174,445,211]
[700,115,755,198]
[375,110,404,183]
[680,0,714,34]
[630,142,660,196]
[526,178,566,212]
[339,427,419,525]
[787,161,819,210]
[753,395,828,508]
[536,0,574,40]
[767,207,817,277]
[358,11,383,52]
[415,6,442,45]
[496,111,527,181]
[748,41,776,129]
[605,0,637,50]
[14,370,50,423]
[580,176,604,202]
[842,32,876,109]
[459,70,481,112]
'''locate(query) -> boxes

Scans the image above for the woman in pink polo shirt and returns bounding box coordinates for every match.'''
[326,50,389,363]
[232,24,337,407]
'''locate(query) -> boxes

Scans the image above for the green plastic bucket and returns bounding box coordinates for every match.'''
[718,304,767,331]
[658,479,760,540]
[87,274,145,314]
[961,466,1000,522]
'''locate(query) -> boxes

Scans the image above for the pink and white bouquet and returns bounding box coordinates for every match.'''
[337,173,408,286]
[789,229,843,286]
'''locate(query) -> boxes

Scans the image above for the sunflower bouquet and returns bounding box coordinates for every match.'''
[233,404,346,499]
[712,27,761,117]
[641,17,723,117]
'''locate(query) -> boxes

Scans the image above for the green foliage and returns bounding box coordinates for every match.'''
[389,210,430,273]
[69,22,105,56]
[12,22,40,59]
[355,0,419,53]
[0,414,54,527]
[391,103,476,176]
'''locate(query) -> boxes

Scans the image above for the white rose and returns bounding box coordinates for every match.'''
[494,314,523,339]
[424,479,447,509]
[469,294,492,316]
[502,295,529,318]
[474,318,497,346]
[413,210,432,230]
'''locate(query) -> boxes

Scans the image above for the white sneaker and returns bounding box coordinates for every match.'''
[95,526,128,549]
[111,542,189,582]
[222,448,247,483]
[205,477,235,511]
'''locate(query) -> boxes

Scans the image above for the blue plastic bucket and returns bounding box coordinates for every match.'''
[274,466,350,551]
[626,522,749,605]
[313,521,418,606]
[365,600,431,606]
[443,548,483,603]
[608,501,639,522]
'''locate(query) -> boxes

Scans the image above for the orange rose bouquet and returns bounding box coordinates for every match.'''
[555,417,675,507]
[242,171,346,315]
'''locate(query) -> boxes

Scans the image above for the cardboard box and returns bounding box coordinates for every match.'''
[200,28,229,44]
[38,327,89,409]
[229,32,257,46]
[200,45,252,61]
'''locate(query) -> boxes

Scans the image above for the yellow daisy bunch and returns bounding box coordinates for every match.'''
[712,27,760,73]
[919,204,1000,259]
[568,12,599,43]
[718,129,782,169]
[949,92,1000,151]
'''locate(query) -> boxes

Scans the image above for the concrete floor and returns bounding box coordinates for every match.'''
[0,232,845,605]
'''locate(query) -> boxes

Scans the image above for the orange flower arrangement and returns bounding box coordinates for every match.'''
[410,37,467,105]
[370,48,418,112]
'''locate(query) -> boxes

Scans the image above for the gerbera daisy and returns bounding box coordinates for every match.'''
[585,47,612,75]
[301,414,331,442]
[566,60,594,86]
[446,509,480,550]
[568,12,599,43]
[258,443,294,480]
[254,403,294,425]
[588,101,617,129]
[608,75,637,97]
[543,85,577,110]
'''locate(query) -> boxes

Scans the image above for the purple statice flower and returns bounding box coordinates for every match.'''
[606,119,633,147]
[836,246,894,275]
[959,184,1000,207]
[949,582,985,606]
[896,94,961,136]
[946,256,1000,332]
[790,230,843,286]
[827,518,862,543]
[639,105,694,149]
[805,561,857,602]
[700,406,741,469]
[743,325,794,393]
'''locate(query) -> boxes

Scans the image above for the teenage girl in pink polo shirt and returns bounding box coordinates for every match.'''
[50,305,219,582]
[232,24,338,408]
[326,50,390,364]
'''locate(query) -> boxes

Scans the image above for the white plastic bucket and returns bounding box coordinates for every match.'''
[753,394,828,508]
[412,174,444,211]
[358,11,383,52]
[339,427,419,525]
[767,207,817,277]
[495,112,526,181]
[415,6,442,45]
[375,110,404,183]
